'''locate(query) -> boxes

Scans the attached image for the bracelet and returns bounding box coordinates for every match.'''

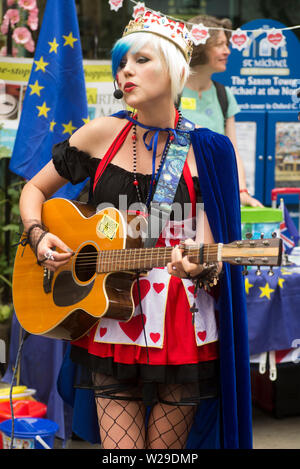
[239,188,249,194]
[193,263,220,291]
[26,223,44,246]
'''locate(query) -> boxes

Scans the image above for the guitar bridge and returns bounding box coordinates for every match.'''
[43,268,54,294]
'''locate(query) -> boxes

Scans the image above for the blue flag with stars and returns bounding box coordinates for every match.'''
[9,0,88,199]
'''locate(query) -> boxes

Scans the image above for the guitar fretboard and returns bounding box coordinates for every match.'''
[94,244,221,273]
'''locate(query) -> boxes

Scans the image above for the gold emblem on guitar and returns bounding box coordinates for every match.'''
[97,214,119,241]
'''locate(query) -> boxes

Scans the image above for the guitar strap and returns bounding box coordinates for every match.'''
[144,117,195,248]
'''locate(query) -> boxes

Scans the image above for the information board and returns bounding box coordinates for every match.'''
[216,19,300,112]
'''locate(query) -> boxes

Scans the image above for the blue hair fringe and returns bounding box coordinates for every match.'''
[111,37,134,78]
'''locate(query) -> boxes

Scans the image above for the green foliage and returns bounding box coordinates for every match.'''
[0,165,25,317]
[0,303,13,322]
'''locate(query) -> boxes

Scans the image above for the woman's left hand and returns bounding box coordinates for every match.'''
[167,239,204,279]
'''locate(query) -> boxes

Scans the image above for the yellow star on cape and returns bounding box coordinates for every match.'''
[29,79,44,97]
[244,277,254,294]
[82,116,90,124]
[34,56,49,72]
[48,37,59,54]
[278,278,285,288]
[259,282,275,300]
[62,120,77,135]
[49,120,56,131]
[63,32,78,48]
[36,101,50,118]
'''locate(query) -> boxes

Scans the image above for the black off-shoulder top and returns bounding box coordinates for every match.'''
[52,139,202,211]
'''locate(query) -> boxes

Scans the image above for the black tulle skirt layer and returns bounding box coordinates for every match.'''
[70,345,220,407]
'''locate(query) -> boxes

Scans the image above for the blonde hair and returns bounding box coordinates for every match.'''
[112,32,190,103]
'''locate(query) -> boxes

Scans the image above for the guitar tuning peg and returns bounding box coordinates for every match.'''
[255,266,262,276]
[268,266,274,276]
[260,233,264,239]
[242,266,249,276]
[245,232,252,239]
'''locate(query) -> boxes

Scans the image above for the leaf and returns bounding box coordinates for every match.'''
[0,274,12,288]
[1,224,20,232]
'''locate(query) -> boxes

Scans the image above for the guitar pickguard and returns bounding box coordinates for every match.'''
[53,270,94,307]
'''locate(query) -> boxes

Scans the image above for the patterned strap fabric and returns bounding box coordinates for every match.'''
[144,116,195,248]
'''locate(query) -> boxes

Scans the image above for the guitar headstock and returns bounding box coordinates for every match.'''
[222,232,283,275]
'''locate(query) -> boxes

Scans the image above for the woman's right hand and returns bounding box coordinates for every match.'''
[35,231,74,271]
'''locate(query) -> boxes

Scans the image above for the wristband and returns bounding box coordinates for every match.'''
[239,189,249,194]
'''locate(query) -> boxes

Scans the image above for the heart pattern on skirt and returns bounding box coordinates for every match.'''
[153,283,165,294]
[132,279,151,306]
[197,330,207,342]
[119,314,146,342]
[150,332,161,343]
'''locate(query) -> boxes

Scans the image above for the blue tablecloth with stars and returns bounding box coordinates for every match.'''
[245,266,300,355]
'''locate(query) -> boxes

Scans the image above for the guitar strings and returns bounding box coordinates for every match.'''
[71,245,220,273]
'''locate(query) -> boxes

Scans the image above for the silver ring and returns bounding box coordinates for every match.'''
[172,266,177,271]
[44,249,55,261]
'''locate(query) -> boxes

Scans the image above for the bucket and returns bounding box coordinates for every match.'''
[0,400,47,449]
[241,206,283,240]
[0,386,36,402]
[0,417,58,449]
[0,400,47,424]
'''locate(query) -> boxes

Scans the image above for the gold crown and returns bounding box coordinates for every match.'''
[123,10,193,63]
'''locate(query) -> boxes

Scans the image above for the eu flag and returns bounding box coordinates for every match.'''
[9,0,88,199]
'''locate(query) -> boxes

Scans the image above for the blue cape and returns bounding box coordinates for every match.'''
[57,125,252,449]
[186,128,252,449]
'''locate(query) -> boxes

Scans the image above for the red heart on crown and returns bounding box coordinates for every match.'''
[99,327,107,337]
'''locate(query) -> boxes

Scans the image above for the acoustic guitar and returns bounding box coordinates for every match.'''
[12,198,282,341]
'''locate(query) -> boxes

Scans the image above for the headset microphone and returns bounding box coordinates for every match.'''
[113,81,123,99]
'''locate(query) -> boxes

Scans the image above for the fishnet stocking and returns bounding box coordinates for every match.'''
[93,373,197,450]
[146,384,197,449]
[93,373,146,449]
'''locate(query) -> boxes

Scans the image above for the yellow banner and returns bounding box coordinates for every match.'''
[0,61,32,82]
[0,59,113,84]
[83,64,112,83]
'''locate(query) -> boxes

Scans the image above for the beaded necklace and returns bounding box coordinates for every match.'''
[132,110,182,208]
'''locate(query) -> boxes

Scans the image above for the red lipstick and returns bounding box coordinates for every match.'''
[124,82,136,92]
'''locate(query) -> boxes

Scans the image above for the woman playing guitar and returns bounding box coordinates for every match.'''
[18,10,252,450]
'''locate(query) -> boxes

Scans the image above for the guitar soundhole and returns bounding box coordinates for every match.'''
[75,244,97,282]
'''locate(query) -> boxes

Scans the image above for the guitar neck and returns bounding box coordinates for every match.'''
[96,244,221,273]
[93,238,281,273]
